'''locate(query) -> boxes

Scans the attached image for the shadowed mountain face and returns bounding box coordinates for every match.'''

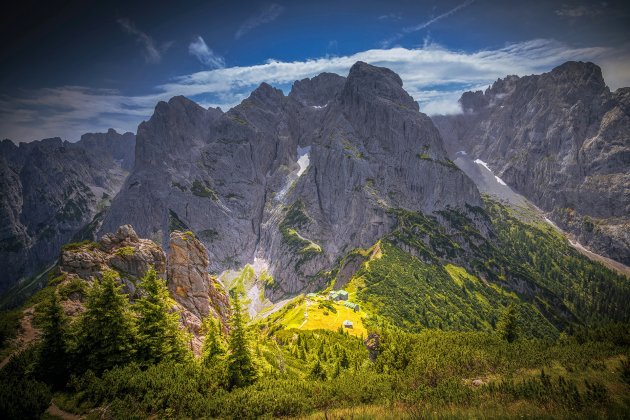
[100,61,481,297]
[434,61,630,265]
[0,129,135,292]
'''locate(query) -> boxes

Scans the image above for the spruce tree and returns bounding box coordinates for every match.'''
[309,358,327,381]
[73,270,138,374]
[340,349,349,369]
[227,293,256,389]
[497,303,520,343]
[202,316,226,366]
[37,291,69,388]
[136,268,189,365]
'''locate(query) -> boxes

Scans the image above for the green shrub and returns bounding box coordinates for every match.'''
[191,180,219,200]
[113,246,135,257]
[58,278,87,300]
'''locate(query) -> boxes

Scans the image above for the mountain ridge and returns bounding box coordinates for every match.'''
[434,60,629,265]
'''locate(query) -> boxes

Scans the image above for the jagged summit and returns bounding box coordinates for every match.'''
[289,72,346,106]
[341,61,419,111]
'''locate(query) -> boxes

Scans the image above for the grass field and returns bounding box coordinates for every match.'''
[279,295,368,338]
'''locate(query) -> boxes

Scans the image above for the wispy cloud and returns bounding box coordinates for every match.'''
[188,36,225,68]
[380,0,474,48]
[1,39,626,142]
[117,18,171,63]
[378,12,402,21]
[235,3,284,39]
[555,3,607,17]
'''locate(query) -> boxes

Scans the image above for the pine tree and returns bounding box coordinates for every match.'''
[202,316,226,366]
[497,303,520,343]
[340,349,349,369]
[136,268,189,365]
[309,358,327,381]
[227,293,256,389]
[73,270,138,374]
[332,361,341,378]
[37,291,69,388]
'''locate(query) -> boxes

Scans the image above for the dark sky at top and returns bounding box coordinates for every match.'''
[1,0,629,142]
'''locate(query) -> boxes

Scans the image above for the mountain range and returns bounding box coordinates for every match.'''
[0,61,628,321]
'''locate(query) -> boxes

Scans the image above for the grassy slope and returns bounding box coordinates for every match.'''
[331,199,630,339]
[279,296,368,338]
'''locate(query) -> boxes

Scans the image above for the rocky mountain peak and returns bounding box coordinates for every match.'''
[78,128,135,170]
[154,95,207,118]
[341,61,418,111]
[549,61,605,89]
[289,72,346,106]
[245,82,286,110]
[460,90,489,113]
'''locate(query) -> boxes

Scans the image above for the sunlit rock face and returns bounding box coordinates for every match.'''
[434,61,630,265]
[101,62,482,298]
[57,224,230,354]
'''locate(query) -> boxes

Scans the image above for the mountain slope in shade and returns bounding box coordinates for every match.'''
[100,61,481,299]
[0,129,135,295]
[434,61,630,265]
[454,150,630,278]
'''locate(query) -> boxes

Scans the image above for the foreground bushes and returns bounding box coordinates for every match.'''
[57,327,630,419]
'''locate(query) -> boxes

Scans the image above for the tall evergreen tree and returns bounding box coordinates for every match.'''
[497,304,520,343]
[202,316,226,366]
[73,270,138,374]
[37,291,69,388]
[309,358,327,381]
[136,268,190,365]
[339,349,350,369]
[226,293,256,389]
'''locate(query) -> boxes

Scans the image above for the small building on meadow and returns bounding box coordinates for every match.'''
[344,301,360,312]
[343,320,353,328]
[329,290,349,301]
[306,293,317,299]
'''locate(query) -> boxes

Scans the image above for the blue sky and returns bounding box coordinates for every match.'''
[1,0,629,142]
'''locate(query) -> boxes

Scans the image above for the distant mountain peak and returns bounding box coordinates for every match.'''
[342,61,418,111]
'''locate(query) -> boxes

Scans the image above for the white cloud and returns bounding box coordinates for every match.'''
[1,38,626,143]
[188,36,226,68]
[235,3,284,39]
[117,18,170,64]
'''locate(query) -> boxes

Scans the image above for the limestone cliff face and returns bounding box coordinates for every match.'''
[0,130,135,292]
[168,231,230,323]
[101,62,482,298]
[434,61,629,264]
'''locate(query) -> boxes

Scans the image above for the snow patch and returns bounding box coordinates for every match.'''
[296,145,311,177]
[474,159,507,185]
[310,104,328,109]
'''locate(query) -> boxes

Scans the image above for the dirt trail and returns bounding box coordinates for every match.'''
[0,306,40,369]
[46,402,83,420]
